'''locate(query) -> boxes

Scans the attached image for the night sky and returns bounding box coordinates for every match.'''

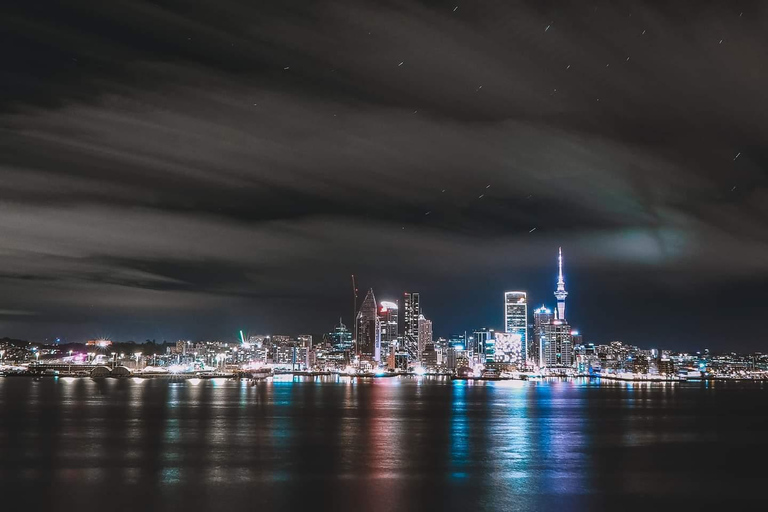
[2,1,767,351]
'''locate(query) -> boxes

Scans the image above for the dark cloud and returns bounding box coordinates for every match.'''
[1,0,767,349]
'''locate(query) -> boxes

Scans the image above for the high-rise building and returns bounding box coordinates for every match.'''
[422,341,438,368]
[403,292,420,359]
[417,314,432,357]
[379,301,399,357]
[324,319,353,352]
[540,320,573,369]
[489,332,524,367]
[357,288,381,362]
[472,328,495,362]
[531,306,553,367]
[504,291,528,364]
[448,332,467,351]
[554,247,568,321]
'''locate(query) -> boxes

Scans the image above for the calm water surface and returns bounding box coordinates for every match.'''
[1,377,767,511]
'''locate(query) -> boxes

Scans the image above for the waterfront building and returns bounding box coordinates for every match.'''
[540,320,573,369]
[574,342,599,374]
[422,342,438,368]
[531,306,553,367]
[448,332,467,351]
[403,292,421,360]
[504,291,528,364]
[379,300,399,358]
[472,328,494,362]
[488,332,524,368]
[418,314,433,358]
[324,319,354,352]
[357,289,382,363]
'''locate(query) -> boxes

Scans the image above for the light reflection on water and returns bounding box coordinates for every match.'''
[1,377,767,510]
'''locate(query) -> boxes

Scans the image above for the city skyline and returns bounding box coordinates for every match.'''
[0,247,704,364]
[2,2,768,352]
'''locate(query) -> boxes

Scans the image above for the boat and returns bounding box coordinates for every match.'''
[480,368,502,380]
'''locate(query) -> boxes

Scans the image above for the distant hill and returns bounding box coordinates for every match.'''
[0,337,30,346]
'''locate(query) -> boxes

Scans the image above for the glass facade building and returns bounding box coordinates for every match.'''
[504,291,528,364]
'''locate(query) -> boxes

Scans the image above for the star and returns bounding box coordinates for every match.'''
[284,66,290,70]
[529,228,537,233]
[398,61,404,66]
[453,6,458,12]
[734,152,741,161]
[545,24,551,32]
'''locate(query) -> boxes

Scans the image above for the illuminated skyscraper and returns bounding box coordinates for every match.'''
[490,332,524,367]
[324,319,353,352]
[472,328,495,361]
[417,314,432,357]
[356,288,381,362]
[554,247,568,321]
[379,300,399,356]
[403,292,420,360]
[540,320,573,369]
[531,306,553,367]
[504,291,528,364]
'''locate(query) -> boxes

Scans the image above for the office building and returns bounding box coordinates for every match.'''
[324,319,353,352]
[540,320,573,368]
[357,288,381,363]
[379,300,399,357]
[489,332,524,368]
[504,291,528,364]
[418,314,432,357]
[403,292,420,360]
[531,306,553,368]
[472,328,494,362]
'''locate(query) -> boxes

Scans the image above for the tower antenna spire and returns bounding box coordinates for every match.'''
[554,247,568,320]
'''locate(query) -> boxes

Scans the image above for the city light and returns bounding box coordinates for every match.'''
[0,248,764,383]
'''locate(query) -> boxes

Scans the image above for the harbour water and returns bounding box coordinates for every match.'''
[1,376,766,511]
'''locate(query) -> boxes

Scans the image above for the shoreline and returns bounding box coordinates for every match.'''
[2,371,766,383]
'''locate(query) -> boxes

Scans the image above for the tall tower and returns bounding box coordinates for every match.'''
[403,292,420,359]
[504,291,528,364]
[378,301,399,356]
[554,247,568,321]
[357,288,381,363]
[417,314,432,357]
[531,305,554,368]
